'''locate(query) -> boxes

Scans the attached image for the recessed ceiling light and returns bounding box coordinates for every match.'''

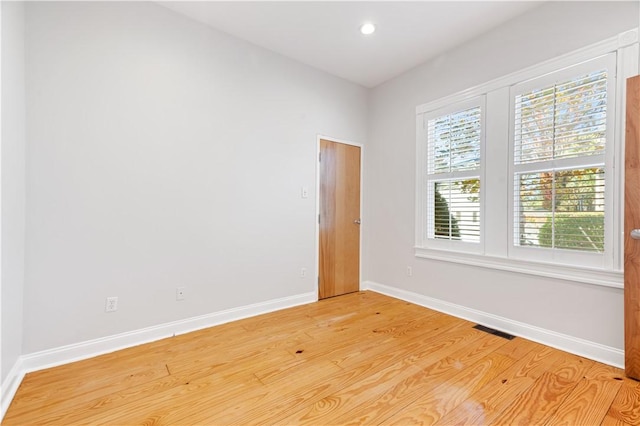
[360,23,375,35]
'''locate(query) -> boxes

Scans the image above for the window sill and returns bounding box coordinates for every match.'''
[414,247,623,289]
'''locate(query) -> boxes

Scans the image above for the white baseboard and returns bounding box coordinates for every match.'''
[0,291,316,422]
[362,280,624,369]
[1,358,25,421]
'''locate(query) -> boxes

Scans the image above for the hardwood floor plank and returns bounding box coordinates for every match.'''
[329,314,466,371]
[4,365,217,425]
[369,334,523,425]
[148,299,457,425]
[56,361,265,425]
[544,363,624,426]
[5,346,294,424]
[270,329,499,425]
[355,350,514,425]
[433,343,567,426]
[198,319,469,425]
[606,379,640,425]
[166,328,308,375]
[76,296,444,424]
[4,360,170,420]
[602,414,635,426]
[544,378,621,426]
[252,315,410,383]
[491,371,579,425]
[487,354,594,425]
[201,352,407,425]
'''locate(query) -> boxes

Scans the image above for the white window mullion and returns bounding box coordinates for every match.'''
[416,114,428,248]
[513,155,606,175]
[426,169,482,181]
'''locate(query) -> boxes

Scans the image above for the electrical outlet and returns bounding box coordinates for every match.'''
[176,287,185,301]
[407,266,413,277]
[105,297,118,313]
[300,268,307,278]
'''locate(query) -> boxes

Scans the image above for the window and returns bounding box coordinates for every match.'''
[514,168,605,251]
[509,55,616,268]
[420,99,484,252]
[415,30,638,287]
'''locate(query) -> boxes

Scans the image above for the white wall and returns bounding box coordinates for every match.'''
[22,1,367,353]
[16,0,640,361]
[364,1,639,350]
[1,1,26,382]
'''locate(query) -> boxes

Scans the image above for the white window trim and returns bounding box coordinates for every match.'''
[415,28,638,288]
[414,247,622,289]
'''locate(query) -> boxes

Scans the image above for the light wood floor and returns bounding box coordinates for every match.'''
[4,291,640,425]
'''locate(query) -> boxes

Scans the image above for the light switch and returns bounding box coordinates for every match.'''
[301,186,309,198]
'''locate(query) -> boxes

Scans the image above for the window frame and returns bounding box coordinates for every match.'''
[508,54,617,270]
[414,29,639,288]
[417,96,486,253]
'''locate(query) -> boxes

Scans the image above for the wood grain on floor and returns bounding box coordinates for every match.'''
[4,291,636,425]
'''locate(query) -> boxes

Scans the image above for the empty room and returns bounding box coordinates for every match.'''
[2,1,640,424]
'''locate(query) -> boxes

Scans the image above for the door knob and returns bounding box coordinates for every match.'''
[631,229,640,240]
[354,219,361,225]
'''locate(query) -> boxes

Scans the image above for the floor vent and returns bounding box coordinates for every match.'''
[473,324,516,340]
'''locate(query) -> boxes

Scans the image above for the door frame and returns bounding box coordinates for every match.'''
[315,135,364,301]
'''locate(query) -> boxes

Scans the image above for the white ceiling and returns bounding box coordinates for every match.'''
[161,1,542,88]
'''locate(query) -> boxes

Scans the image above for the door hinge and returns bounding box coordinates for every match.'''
[319,152,322,162]
[318,214,320,224]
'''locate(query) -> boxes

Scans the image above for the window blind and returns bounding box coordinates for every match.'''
[429,179,481,242]
[426,105,482,243]
[513,69,608,253]
[428,107,481,173]
[514,70,607,164]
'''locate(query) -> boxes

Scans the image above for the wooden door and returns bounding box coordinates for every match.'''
[318,139,361,299]
[625,75,640,379]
